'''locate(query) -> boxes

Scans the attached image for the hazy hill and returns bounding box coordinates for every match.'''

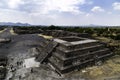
[0,22,31,26]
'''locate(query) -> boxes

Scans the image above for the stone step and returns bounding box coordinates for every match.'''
[49,52,113,74]
[53,48,110,61]
[36,41,58,63]
[56,44,105,57]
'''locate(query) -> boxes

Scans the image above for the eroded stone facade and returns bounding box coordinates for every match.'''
[48,36,113,74]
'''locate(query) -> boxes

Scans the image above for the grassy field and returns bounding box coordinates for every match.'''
[80,55,120,80]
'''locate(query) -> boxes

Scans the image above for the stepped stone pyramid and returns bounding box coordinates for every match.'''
[47,36,113,74]
[36,34,113,74]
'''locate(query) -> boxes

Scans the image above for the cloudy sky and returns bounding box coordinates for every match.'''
[0,0,120,26]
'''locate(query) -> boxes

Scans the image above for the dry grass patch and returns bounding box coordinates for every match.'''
[10,28,17,35]
[0,28,6,33]
[79,55,120,80]
[38,34,53,39]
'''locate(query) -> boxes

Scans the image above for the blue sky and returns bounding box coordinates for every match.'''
[0,0,120,26]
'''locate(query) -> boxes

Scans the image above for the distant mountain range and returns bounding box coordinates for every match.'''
[0,22,117,27]
[0,22,31,26]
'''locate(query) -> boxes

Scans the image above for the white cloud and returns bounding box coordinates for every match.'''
[0,8,120,26]
[87,1,93,5]
[108,12,112,14]
[8,0,24,9]
[0,2,3,7]
[112,2,120,10]
[2,0,86,15]
[0,0,120,26]
[0,8,32,23]
[1,0,87,14]
[91,6,105,12]
[30,0,86,15]
[86,13,91,17]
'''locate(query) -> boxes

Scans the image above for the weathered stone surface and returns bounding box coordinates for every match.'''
[36,41,58,63]
[47,36,113,74]
[0,55,7,80]
[43,30,91,38]
[0,38,11,43]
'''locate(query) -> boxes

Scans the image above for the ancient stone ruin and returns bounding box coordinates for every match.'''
[43,30,91,38]
[36,35,113,74]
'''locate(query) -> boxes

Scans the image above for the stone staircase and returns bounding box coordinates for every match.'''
[36,41,58,63]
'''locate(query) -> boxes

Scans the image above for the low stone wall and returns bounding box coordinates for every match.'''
[43,30,91,38]
[13,27,43,34]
